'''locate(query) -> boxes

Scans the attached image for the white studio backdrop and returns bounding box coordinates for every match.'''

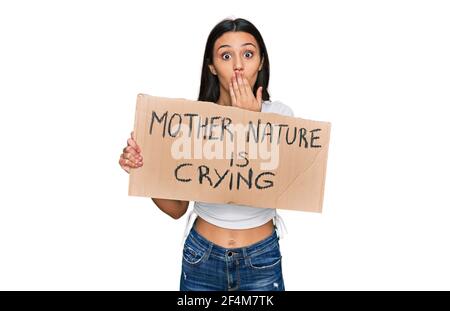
[0,0,449,290]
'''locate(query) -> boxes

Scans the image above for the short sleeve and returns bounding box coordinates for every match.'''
[281,104,294,117]
[269,100,295,117]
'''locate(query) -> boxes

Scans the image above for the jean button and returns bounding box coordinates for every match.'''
[227,251,233,257]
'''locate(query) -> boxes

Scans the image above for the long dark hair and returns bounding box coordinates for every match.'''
[198,18,271,103]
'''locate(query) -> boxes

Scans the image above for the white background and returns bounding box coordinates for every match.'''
[1,0,449,290]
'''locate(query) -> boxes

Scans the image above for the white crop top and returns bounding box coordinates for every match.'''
[183,100,295,240]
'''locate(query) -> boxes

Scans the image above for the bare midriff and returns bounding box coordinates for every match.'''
[194,216,275,248]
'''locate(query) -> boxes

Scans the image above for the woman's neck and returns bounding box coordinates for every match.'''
[216,86,231,106]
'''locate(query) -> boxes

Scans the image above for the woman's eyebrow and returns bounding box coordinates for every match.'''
[217,42,257,51]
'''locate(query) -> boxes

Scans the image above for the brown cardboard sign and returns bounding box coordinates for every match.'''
[128,94,331,212]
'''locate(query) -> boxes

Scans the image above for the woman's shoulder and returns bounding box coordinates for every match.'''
[262,99,295,117]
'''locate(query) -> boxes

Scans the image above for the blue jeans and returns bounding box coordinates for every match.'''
[180,225,285,291]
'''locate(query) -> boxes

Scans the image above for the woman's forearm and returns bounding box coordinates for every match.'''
[151,198,189,219]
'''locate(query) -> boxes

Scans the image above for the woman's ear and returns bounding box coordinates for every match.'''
[208,64,217,75]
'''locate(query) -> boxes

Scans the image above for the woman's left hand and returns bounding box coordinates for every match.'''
[229,71,263,112]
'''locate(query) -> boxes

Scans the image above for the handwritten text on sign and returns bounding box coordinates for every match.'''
[129,94,331,212]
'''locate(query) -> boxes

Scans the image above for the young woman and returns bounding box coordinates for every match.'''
[119,18,294,291]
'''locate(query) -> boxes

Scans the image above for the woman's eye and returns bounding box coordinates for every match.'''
[221,51,254,60]
[221,53,231,60]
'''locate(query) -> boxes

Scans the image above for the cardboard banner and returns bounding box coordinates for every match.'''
[129,94,331,212]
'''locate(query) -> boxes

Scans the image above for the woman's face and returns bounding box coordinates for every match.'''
[208,31,263,93]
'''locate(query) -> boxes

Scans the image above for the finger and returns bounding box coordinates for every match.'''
[127,137,141,153]
[129,132,141,153]
[125,152,143,166]
[123,145,142,160]
[119,159,130,174]
[119,157,131,173]
[229,81,237,107]
[256,86,263,104]
[238,72,248,97]
[120,153,143,168]
[256,86,263,111]
[232,74,241,101]
[243,75,254,98]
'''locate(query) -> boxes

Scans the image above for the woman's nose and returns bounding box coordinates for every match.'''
[233,59,243,71]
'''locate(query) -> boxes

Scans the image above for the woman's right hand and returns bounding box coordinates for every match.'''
[119,131,143,174]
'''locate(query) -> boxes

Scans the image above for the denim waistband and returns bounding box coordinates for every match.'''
[186,224,279,260]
